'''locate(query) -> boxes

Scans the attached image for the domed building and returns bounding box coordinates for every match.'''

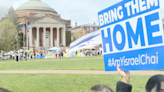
[16,0,72,50]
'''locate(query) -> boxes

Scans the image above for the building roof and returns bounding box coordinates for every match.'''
[71,23,99,30]
[16,0,56,13]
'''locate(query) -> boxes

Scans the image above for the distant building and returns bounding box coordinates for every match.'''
[15,0,72,50]
[71,23,100,42]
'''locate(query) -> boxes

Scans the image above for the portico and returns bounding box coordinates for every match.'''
[26,16,67,50]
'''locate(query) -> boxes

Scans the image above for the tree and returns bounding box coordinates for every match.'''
[66,31,71,46]
[73,30,83,40]
[0,19,18,52]
[0,7,8,21]
[6,7,20,32]
[6,7,23,49]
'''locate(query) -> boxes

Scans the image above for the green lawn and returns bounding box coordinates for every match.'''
[0,74,150,92]
[0,57,105,70]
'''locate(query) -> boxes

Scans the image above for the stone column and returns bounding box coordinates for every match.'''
[43,27,46,47]
[63,26,66,46]
[37,27,40,47]
[57,27,60,47]
[29,27,33,47]
[50,27,53,47]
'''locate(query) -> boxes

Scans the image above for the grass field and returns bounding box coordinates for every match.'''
[0,57,104,70]
[0,57,154,92]
[0,74,150,92]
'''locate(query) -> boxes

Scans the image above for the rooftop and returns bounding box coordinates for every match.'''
[16,0,57,13]
[71,23,99,30]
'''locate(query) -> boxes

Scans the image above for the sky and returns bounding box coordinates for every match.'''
[1,0,164,27]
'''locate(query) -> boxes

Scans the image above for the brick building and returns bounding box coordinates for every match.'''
[16,0,72,50]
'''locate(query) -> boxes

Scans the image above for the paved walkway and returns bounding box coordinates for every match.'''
[0,57,103,63]
[0,70,163,75]
[0,57,163,75]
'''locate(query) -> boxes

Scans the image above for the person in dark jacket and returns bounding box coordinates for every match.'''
[91,65,132,92]
[91,64,164,92]
[16,52,18,62]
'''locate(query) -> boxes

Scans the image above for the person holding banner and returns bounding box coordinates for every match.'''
[91,64,164,92]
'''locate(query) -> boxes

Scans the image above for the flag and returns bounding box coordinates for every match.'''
[15,34,18,39]
[67,30,102,58]
[90,26,93,32]
[15,33,18,42]
[26,22,29,33]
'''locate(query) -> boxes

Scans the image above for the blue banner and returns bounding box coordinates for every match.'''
[98,0,164,71]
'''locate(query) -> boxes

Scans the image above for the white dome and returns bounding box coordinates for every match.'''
[16,0,56,12]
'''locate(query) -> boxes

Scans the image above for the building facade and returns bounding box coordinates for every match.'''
[71,23,100,42]
[16,0,72,50]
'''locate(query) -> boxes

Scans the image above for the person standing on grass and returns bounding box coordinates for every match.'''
[15,52,18,62]
[20,52,23,61]
[40,51,42,59]
[61,50,64,60]
[59,51,61,60]
[0,53,2,60]
[34,51,36,59]
[31,53,33,59]
[12,53,15,60]
[25,51,27,61]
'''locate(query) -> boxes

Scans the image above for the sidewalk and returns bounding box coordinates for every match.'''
[0,70,163,75]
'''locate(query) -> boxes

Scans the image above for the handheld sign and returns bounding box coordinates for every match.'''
[98,0,164,71]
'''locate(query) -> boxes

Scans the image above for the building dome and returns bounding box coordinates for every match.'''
[16,0,56,13]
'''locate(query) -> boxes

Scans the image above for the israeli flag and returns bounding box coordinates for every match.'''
[67,30,102,58]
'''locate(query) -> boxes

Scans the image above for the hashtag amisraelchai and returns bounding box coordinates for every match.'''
[108,52,158,67]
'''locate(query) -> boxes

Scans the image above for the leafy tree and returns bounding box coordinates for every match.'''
[0,19,18,52]
[73,31,83,40]
[66,31,71,46]
[6,7,20,32]
[5,7,24,49]
[0,7,8,20]
[72,36,76,42]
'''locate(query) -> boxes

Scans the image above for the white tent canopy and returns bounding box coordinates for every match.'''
[48,47,61,51]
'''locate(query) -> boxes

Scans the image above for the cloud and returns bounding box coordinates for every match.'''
[1,0,164,27]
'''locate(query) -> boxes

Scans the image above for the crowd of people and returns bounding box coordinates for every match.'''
[84,49,103,56]
[0,51,35,62]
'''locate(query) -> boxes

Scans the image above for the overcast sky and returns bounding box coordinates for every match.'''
[1,0,164,27]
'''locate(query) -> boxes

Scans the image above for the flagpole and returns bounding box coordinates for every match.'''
[26,21,30,50]
[17,40,18,51]
[23,24,25,52]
